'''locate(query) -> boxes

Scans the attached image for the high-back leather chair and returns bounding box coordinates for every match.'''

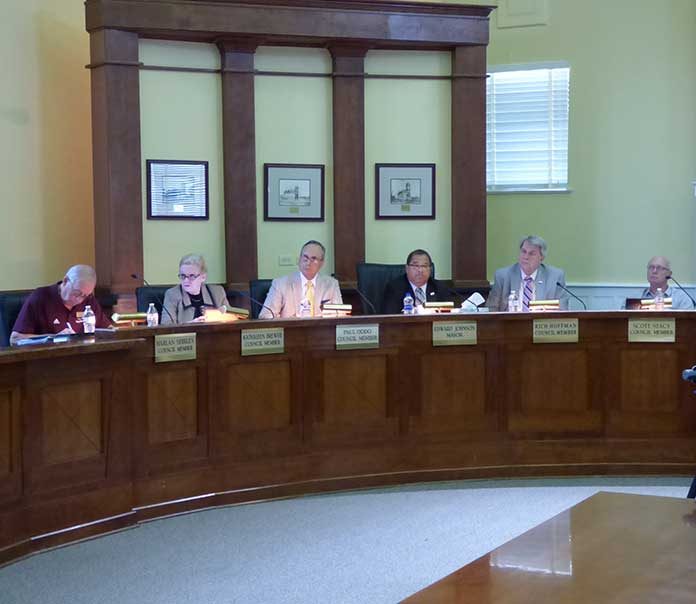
[248,279,273,319]
[356,263,404,314]
[135,285,173,320]
[356,262,436,315]
[0,291,31,347]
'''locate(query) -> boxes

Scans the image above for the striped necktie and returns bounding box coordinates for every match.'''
[415,287,426,306]
[522,277,533,312]
[306,281,315,316]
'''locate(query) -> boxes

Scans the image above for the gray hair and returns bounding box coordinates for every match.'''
[300,240,326,259]
[179,253,208,274]
[65,264,97,285]
[648,256,671,271]
[519,235,548,256]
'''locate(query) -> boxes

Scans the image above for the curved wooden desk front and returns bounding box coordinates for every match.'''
[1,312,695,563]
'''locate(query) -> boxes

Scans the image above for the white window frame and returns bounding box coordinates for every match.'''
[486,61,570,193]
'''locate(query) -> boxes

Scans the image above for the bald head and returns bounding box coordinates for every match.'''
[59,265,97,309]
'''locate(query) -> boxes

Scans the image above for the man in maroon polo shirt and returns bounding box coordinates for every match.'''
[10,264,110,345]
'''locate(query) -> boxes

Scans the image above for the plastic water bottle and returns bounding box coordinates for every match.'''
[298,298,311,317]
[402,293,414,315]
[508,291,518,312]
[654,288,664,311]
[146,303,159,327]
[82,305,96,334]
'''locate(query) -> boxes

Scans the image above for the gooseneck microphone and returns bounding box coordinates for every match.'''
[228,289,276,319]
[556,281,587,311]
[331,273,377,314]
[669,275,696,309]
[130,273,176,324]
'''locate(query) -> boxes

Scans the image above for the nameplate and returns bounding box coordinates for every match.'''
[533,319,579,343]
[628,318,675,343]
[241,328,285,356]
[154,333,196,363]
[432,321,477,346]
[336,324,379,350]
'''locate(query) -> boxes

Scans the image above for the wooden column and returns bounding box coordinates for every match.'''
[451,46,488,287]
[331,46,368,282]
[218,41,258,288]
[89,29,143,296]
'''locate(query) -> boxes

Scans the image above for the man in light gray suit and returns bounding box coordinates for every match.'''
[486,235,569,312]
[259,240,343,318]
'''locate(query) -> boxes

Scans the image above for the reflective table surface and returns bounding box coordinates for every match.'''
[403,491,696,603]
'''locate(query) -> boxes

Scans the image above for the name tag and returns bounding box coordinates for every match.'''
[432,321,477,346]
[155,333,197,363]
[336,324,379,350]
[533,319,579,343]
[241,328,285,356]
[628,318,675,343]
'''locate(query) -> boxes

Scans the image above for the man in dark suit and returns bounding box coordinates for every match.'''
[382,249,452,314]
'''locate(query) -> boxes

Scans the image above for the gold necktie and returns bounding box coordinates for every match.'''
[306,281,315,316]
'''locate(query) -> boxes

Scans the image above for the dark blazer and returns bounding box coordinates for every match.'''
[381,275,453,314]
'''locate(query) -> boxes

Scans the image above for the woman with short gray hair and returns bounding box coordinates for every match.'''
[161,254,231,324]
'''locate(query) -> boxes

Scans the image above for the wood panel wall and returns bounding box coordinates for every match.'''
[85,0,494,296]
[1,311,695,564]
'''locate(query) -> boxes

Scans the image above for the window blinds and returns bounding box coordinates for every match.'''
[486,64,570,191]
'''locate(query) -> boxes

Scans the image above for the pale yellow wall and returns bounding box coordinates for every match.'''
[485,0,696,284]
[255,47,334,278]
[365,51,453,276]
[5,0,696,290]
[2,0,94,288]
[139,40,226,284]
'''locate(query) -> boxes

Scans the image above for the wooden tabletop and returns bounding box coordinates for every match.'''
[403,492,696,603]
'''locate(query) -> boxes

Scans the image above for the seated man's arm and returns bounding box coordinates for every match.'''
[381,280,403,315]
[9,294,52,345]
[433,279,455,302]
[91,299,112,328]
[485,272,504,311]
[258,280,282,319]
[328,278,343,305]
[671,288,695,310]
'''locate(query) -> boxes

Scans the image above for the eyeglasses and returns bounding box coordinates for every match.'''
[407,263,431,270]
[178,273,201,281]
[301,254,324,264]
[647,265,669,272]
[65,278,90,300]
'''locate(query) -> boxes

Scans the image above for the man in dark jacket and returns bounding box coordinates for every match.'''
[382,249,453,314]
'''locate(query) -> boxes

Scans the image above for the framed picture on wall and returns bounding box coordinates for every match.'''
[375,163,436,220]
[146,160,209,220]
[264,163,325,221]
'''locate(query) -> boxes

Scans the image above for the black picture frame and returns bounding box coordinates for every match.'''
[375,163,436,220]
[264,163,325,222]
[146,159,209,220]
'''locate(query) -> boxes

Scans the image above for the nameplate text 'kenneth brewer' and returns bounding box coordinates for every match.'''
[155,333,196,363]
[241,328,285,356]
[628,318,675,343]
[336,324,379,350]
[533,319,579,343]
[432,321,477,346]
